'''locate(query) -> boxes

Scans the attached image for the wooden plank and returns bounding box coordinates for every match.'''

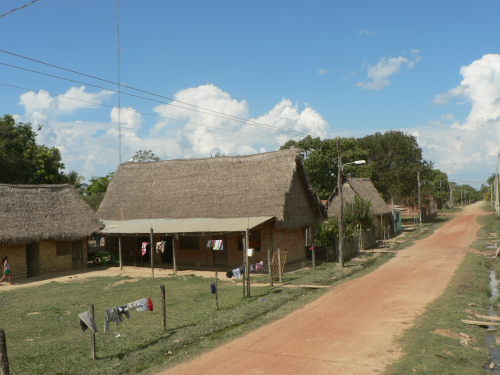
[474,314,500,322]
[461,319,500,326]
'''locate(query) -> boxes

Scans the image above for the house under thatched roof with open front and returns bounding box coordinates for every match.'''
[326,177,393,237]
[0,184,103,278]
[97,149,326,269]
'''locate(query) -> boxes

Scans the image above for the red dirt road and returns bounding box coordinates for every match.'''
[159,204,486,375]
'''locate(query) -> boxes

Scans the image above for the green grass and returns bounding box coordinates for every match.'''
[470,213,500,253]
[384,253,492,374]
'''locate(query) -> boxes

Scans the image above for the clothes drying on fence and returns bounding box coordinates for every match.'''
[148,297,153,311]
[249,264,255,273]
[78,311,98,333]
[156,241,166,253]
[141,242,149,256]
[104,307,119,332]
[211,283,217,294]
[207,240,223,251]
[255,261,264,271]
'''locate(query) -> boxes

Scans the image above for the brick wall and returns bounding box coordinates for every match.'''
[39,241,73,274]
[0,244,27,278]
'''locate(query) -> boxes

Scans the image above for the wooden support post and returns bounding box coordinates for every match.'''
[150,228,155,280]
[267,248,273,287]
[172,237,177,274]
[90,304,96,360]
[337,136,344,267]
[312,226,316,270]
[0,329,10,375]
[215,272,219,310]
[277,248,282,284]
[245,228,250,298]
[269,222,274,287]
[160,285,166,331]
[119,236,123,270]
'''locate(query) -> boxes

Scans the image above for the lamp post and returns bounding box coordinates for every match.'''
[337,136,366,267]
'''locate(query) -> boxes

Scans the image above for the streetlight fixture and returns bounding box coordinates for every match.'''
[337,136,367,268]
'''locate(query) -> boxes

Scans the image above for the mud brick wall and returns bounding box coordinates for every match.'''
[39,241,73,274]
[0,244,27,278]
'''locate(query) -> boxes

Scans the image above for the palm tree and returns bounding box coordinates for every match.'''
[65,171,86,195]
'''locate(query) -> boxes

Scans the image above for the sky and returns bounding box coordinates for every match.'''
[1,0,500,188]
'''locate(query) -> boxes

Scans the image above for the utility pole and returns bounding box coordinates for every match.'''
[417,171,421,225]
[116,0,122,165]
[440,180,443,211]
[337,136,344,267]
[461,189,463,206]
[496,171,499,214]
[449,182,453,209]
[491,184,493,206]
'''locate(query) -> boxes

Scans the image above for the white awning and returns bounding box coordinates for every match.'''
[99,217,274,235]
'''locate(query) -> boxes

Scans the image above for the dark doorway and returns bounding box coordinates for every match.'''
[26,242,39,278]
[160,236,174,263]
[213,235,228,265]
[72,240,83,270]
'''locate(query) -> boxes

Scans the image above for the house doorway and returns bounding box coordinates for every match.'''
[160,236,174,263]
[72,240,84,270]
[26,242,39,278]
[213,235,228,265]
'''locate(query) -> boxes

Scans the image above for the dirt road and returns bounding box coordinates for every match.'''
[158,203,486,375]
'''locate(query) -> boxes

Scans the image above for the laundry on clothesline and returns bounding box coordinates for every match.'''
[207,239,224,251]
[226,261,265,279]
[78,311,98,333]
[104,305,131,332]
[255,261,264,271]
[156,241,166,253]
[148,297,153,311]
[141,242,149,256]
[211,283,217,294]
[128,298,149,312]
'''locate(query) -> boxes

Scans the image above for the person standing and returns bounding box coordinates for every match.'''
[0,256,13,285]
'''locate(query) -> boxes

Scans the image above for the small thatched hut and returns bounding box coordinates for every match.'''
[97,149,326,268]
[326,177,393,236]
[0,184,103,278]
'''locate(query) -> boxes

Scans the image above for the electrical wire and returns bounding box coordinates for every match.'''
[0,82,279,141]
[0,50,308,137]
[0,0,42,18]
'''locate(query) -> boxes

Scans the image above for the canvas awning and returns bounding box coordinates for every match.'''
[99,217,274,236]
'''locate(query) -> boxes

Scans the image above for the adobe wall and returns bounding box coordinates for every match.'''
[39,241,73,274]
[0,244,27,278]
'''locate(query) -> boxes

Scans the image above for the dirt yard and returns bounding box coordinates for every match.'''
[156,203,486,375]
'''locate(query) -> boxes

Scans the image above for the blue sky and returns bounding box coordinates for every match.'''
[1,0,500,187]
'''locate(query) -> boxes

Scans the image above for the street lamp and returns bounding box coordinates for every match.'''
[337,136,367,267]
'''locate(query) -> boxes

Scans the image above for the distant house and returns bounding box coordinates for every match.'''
[97,149,327,269]
[0,184,103,278]
[326,177,393,236]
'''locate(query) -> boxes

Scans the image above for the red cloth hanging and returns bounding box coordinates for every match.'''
[148,297,153,311]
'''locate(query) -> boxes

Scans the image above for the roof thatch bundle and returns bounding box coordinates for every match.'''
[327,177,392,217]
[98,149,326,230]
[0,184,103,245]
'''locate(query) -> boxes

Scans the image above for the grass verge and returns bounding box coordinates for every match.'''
[384,253,492,374]
[394,215,453,251]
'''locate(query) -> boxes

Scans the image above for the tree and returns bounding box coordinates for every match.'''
[64,171,86,195]
[132,150,161,162]
[83,172,115,211]
[357,131,433,205]
[0,114,66,184]
[280,136,372,199]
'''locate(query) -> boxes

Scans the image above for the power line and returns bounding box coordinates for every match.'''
[0,49,308,137]
[448,179,484,185]
[0,82,279,141]
[0,0,42,18]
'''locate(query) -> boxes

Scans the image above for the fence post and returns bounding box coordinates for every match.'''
[160,285,166,331]
[0,329,9,375]
[277,248,282,284]
[90,304,96,360]
[215,272,219,310]
[267,248,273,287]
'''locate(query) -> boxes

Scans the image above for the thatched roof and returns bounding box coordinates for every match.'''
[98,149,326,230]
[0,184,103,245]
[327,177,392,217]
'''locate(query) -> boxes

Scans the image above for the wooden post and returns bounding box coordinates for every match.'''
[150,228,154,280]
[312,225,316,270]
[0,329,9,375]
[337,136,344,267]
[215,272,219,310]
[242,236,246,297]
[90,304,96,360]
[269,222,274,287]
[172,237,177,273]
[245,228,250,297]
[118,236,123,270]
[160,285,166,331]
[277,248,282,284]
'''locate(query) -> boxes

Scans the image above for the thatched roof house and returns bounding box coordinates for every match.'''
[97,149,326,268]
[98,149,326,228]
[326,177,392,217]
[0,184,103,278]
[0,184,103,245]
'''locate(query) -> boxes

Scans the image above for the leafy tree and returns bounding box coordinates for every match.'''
[132,150,161,162]
[357,131,433,205]
[0,114,66,184]
[280,136,372,199]
[83,172,115,211]
[64,171,86,195]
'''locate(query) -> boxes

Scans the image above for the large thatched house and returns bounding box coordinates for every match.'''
[326,177,393,235]
[97,149,326,269]
[0,184,103,278]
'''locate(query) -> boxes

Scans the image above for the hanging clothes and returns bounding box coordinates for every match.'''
[232,268,241,280]
[255,261,264,271]
[132,298,148,312]
[104,307,119,332]
[117,305,131,320]
[206,240,213,249]
[211,283,217,294]
[148,297,153,311]
[156,241,165,253]
[141,242,149,256]
[226,270,233,278]
[250,264,255,273]
[78,311,98,333]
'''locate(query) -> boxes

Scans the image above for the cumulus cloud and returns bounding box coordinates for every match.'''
[413,54,500,178]
[359,29,376,37]
[356,53,421,90]
[318,68,330,75]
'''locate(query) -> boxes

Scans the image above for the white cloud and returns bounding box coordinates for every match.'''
[359,29,376,37]
[318,68,330,75]
[356,54,421,90]
[433,85,466,105]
